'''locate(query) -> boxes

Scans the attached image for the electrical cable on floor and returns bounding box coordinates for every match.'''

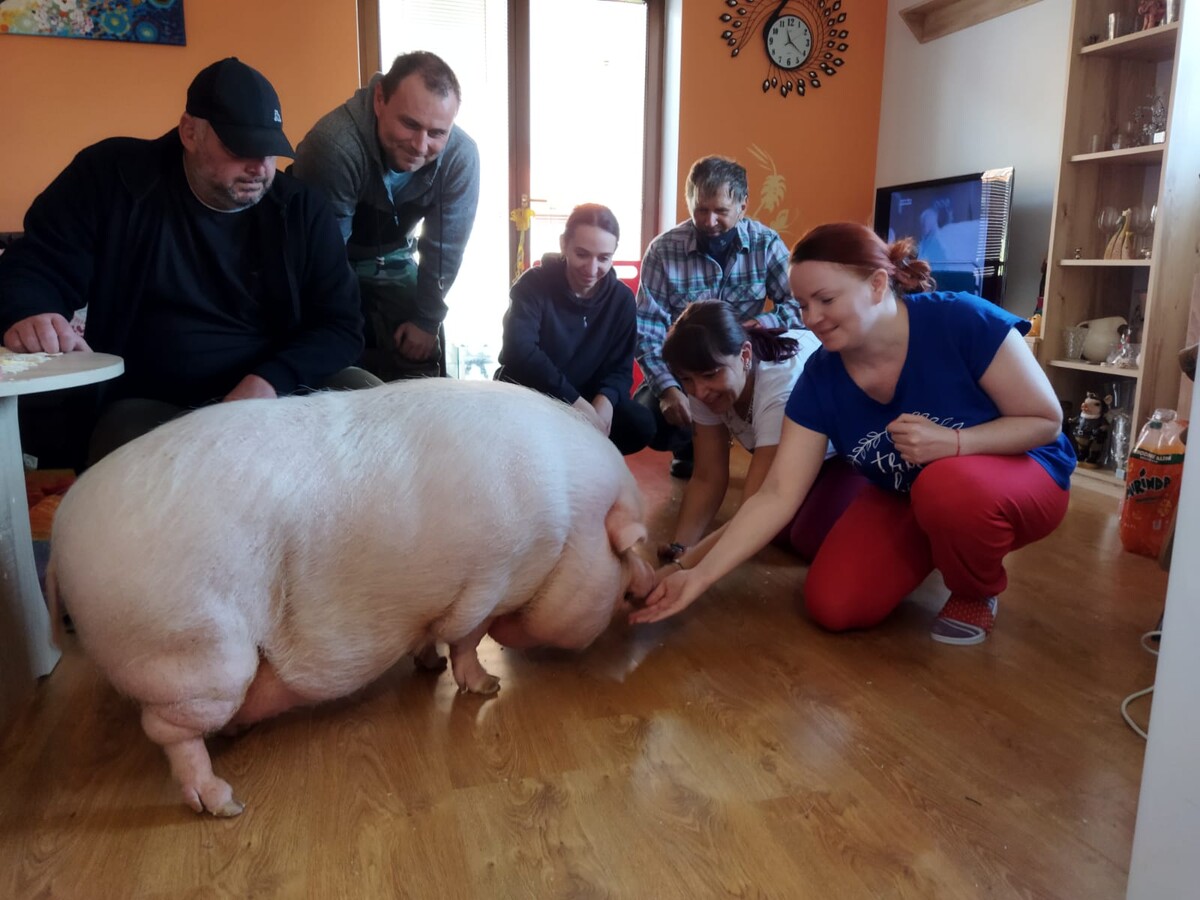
[1120,629,1162,740]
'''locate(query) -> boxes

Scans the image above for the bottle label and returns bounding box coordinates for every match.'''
[1125,464,1182,501]
[1128,449,1185,466]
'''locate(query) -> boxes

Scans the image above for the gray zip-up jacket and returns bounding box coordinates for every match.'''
[292,74,480,334]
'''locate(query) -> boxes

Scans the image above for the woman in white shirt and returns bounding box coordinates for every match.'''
[658,301,867,568]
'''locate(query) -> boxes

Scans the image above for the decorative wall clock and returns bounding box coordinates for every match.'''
[718,0,850,98]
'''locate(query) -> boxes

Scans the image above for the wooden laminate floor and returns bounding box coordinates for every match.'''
[0,448,1166,899]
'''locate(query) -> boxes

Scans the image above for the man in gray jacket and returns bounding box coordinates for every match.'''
[293,51,480,380]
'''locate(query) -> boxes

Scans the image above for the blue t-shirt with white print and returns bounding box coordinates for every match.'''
[785,291,1075,494]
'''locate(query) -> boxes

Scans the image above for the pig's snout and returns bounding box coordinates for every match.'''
[623,548,656,606]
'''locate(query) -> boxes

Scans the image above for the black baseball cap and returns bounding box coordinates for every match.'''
[185,57,295,158]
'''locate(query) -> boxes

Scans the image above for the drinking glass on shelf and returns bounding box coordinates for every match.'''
[1096,206,1121,256]
[1062,326,1087,360]
[1104,380,1126,413]
[1130,203,1156,258]
[1128,204,1151,233]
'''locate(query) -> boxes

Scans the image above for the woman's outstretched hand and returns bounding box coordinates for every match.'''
[628,568,704,624]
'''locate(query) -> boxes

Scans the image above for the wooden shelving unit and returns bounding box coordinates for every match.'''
[1038,6,1200,498]
[1068,145,1163,165]
[1059,258,1151,267]
[1048,359,1141,378]
[1079,21,1178,58]
[898,0,1044,43]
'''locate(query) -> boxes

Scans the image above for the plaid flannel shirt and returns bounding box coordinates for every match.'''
[635,217,803,396]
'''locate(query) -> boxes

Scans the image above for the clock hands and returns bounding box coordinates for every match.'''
[763,14,811,73]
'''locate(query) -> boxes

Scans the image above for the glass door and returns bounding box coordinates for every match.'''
[526,0,647,264]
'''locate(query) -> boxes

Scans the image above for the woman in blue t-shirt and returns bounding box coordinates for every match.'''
[633,222,1074,645]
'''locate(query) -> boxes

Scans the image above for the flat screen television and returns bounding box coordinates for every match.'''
[873,167,1014,306]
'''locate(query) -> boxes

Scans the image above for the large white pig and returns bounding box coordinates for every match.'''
[48,378,654,817]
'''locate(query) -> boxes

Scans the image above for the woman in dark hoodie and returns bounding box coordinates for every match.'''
[497,203,654,455]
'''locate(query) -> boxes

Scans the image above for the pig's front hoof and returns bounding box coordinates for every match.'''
[208,797,246,818]
[183,778,245,817]
[459,672,501,695]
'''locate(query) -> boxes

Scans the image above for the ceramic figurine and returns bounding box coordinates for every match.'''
[1137,0,1166,30]
[1069,391,1111,468]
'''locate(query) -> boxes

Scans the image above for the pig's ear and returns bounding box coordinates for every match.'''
[608,521,648,554]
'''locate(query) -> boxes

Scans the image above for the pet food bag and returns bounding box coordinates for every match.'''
[1120,409,1186,557]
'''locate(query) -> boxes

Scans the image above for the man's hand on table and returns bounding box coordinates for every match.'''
[3,314,91,354]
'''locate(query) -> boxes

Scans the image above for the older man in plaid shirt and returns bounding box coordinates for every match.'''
[635,156,803,478]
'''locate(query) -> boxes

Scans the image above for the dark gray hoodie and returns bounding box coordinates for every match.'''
[292,73,481,333]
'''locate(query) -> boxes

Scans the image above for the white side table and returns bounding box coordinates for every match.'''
[1,352,123,732]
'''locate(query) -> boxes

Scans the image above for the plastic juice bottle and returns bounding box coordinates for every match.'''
[1120,409,1187,558]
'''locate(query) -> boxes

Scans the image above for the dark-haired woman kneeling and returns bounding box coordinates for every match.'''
[658,300,866,567]
[497,203,654,455]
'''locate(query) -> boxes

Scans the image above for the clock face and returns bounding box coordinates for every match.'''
[765,14,812,70]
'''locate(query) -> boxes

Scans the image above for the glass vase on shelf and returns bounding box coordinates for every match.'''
[1103,380,1132,476]
[1107,408,1133,477]
[1106,328,1142,370]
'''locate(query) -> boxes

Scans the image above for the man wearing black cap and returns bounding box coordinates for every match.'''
[0,58,374,466]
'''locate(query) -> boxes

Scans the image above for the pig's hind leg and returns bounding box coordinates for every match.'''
[141,699,246,817]
[134,641,259,817]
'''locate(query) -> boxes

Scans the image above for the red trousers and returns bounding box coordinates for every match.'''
[802,455,1070,631]
[773,456,870,562]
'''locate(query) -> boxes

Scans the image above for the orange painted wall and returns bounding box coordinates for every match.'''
[677,2,886,249]
[0,0,360,230]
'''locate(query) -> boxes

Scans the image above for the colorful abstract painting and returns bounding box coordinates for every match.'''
[0,0,186,45]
